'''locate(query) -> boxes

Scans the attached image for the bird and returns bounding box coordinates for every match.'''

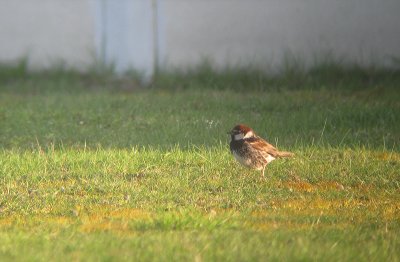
[228,124,294,177]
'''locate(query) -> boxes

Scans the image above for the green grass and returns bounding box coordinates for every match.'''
[0,65,399,261]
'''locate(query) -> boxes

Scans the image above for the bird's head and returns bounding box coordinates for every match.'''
[228,124,255,141]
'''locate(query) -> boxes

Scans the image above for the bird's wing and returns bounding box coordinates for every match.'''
[245,136,279,158]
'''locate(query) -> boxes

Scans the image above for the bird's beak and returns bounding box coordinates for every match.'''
[227,130,233,135]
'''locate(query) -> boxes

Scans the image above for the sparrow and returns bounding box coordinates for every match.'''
[228,124,294,177]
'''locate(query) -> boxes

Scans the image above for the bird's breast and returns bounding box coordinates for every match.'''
[232,150,252,167]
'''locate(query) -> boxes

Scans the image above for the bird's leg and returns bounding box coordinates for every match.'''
[261,166,266,178]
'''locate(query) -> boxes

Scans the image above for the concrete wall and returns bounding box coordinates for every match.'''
[0,0,94,69]
[93,0,157,79]
[163,0,400,69]
[0,0,399,75]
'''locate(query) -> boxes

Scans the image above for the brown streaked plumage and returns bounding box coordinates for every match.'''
[228,124,294,177]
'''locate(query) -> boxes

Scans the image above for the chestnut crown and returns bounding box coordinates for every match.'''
[228,124,255,140]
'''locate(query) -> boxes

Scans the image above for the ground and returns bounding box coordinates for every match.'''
[0,65,399,261]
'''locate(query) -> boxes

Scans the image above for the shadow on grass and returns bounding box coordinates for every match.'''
[1,59,400,94]
[0,60,399,151]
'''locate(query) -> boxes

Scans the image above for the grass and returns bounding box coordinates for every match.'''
[0,63,399,261]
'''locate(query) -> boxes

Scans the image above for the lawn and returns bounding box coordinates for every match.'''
[0,65,399,261]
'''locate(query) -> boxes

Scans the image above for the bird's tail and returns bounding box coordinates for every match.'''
[277,151,294,158]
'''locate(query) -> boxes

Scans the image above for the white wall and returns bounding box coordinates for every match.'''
[0,0,399,75]
[0,0,94,69]
[163,0,400,69]
[92,0,157,79]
